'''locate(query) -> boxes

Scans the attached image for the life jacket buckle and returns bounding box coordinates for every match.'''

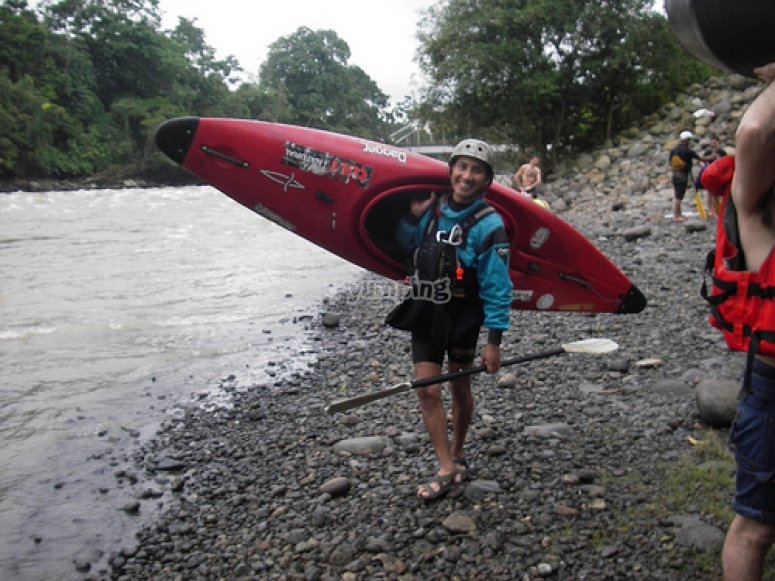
[435,224,463,246]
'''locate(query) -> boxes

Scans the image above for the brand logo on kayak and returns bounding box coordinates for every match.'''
[282,142,373,188]
[530,227,550,249]
[260,170,305,192]
[360,141,407,164]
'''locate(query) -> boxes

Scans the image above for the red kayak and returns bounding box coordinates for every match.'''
[155,117,646,314]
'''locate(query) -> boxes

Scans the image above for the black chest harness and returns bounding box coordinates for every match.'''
[412,199,496,299]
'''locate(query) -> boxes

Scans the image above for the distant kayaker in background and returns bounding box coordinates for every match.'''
[696,133,728,217]
[717,61,775,581]
[667,130,701,222]
[703,133,727,162]
[392,139,512,501]
[512,155,542,198]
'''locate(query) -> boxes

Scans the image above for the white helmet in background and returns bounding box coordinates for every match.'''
[679,130,694,140]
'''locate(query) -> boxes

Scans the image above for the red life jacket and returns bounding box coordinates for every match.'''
[701,155,775,367]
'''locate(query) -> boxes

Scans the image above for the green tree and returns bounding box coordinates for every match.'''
[258,26,392,139]
[1,0,246,179]
[0,0,113,177]
[416,0,713,160]
[166,16,241,116]
[225,82,294,122]
[0,0,50,83]
[43,0,177,107]
[38,0,241,172]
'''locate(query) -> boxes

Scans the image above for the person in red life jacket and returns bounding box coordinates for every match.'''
[667,130,701,222]
[697,133,728,217]
[393,139,512,501]
[703,62,775,581]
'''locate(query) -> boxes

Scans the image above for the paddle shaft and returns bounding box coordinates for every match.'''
[413,346,565,387]
[325,346,565,414]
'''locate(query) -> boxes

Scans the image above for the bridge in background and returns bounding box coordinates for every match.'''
[401,144,453,155]
[401,144,519,155]
[389,122,518,156]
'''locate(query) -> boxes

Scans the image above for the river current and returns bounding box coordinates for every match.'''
[0,186,361,579]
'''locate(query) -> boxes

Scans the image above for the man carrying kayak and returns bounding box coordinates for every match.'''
[392,139,513,501]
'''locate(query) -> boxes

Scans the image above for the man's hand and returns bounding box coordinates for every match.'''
[410,192,437,218]
[482,343,501,373]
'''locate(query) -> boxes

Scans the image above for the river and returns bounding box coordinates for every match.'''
[0,185,362,580]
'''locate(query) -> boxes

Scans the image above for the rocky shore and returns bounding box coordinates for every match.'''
[103,202,738,581]
[96,74,764,581]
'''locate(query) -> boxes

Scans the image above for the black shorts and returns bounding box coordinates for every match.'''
[672,172,689,200]
[411,300,483,365]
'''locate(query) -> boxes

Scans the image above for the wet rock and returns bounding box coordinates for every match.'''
[442,513,477,534]
[695,378,738,427]
[685,220,707,233]
[622,225,652,241]
[121,501,140,515]
[523,423,573,438]
[322,313,341,328]
[332,436,389,455]
[319,476,351,496]
[154,458,185,472]
[669,515,726,551]
[497,372,518,387]
[463,479,503,501]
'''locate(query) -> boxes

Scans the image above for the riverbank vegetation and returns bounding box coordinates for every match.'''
[2,0,713,184]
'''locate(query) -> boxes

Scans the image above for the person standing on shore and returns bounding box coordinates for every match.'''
[512,155,542,198]
[710,62,775,581]
[668,130,701,221]
[702,133,727,164]
[393,139,512,501]
[697,133,728,217]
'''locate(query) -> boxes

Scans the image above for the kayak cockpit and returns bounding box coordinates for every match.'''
[361,186,450,276]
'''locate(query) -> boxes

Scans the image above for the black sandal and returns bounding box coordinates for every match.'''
[417,472,457,501]
[453,457,471,482]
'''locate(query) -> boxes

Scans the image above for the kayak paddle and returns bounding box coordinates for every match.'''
[325,338,618,414]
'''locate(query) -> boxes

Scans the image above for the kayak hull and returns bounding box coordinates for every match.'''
[155,117,646,314]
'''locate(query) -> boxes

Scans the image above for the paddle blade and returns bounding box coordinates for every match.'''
[561,338,618,354]
[325,382,413,414]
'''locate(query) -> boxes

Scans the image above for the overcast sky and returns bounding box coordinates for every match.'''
[158,0,438,103]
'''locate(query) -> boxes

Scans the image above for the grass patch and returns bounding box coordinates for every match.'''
[580,430,733,579]
[583,429,775,580]
[659,431,735,523]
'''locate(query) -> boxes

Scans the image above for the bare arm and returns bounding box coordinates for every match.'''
[481,343,501,373]
[533,168,543,188]
[700,150,716,162]
[513,165,526,188]
[732,64,775,216]
[732,63,775,272]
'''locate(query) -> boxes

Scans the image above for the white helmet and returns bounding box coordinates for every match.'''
[449,138,495,178]
[679,130,694,140]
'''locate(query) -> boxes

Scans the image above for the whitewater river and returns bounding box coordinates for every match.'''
[0,186,362,580]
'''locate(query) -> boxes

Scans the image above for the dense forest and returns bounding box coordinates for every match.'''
[0,0,713,183]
